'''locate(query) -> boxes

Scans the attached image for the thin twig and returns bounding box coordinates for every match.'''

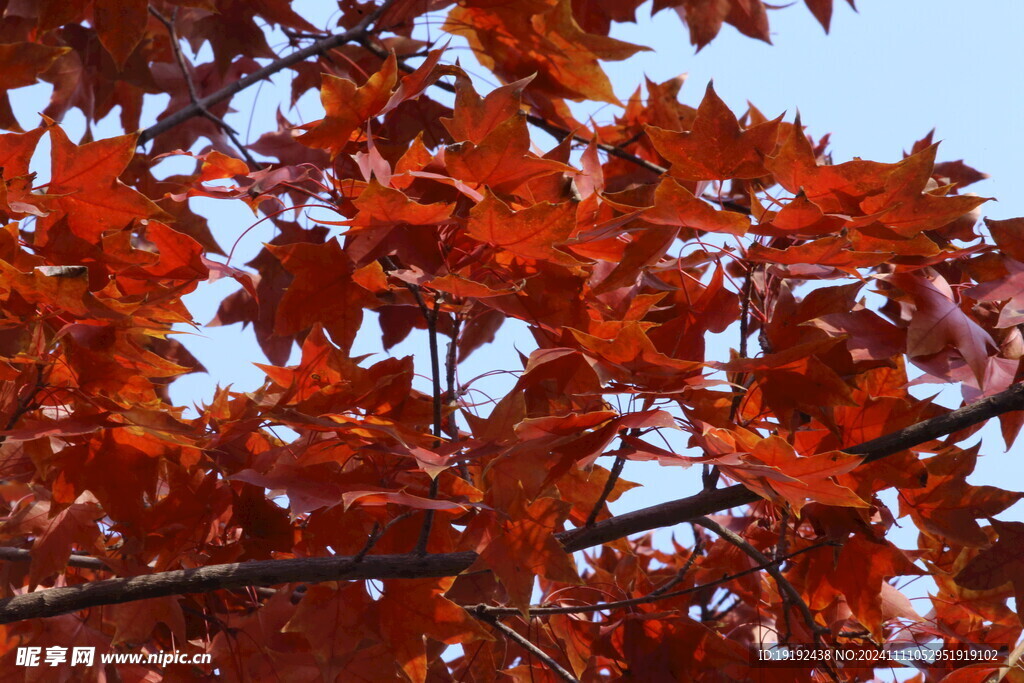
[694,516,839,682]
[382,256,460,508]
[445,313,471,481]
[356,511,414,563]
[445,314,460,430]
[281,27,331,43]
[138,0,399,145]
[472,540,831,618]
[413,291,443,556]
[737,267,754,362]
[775,508,791,562]
[694,517,822,634]
[724,266,757,448]
[1,382,1022,623]
[0,364,46,445]
[722,265,756,466]
[649,538,702,597]
[427,292,443,439]
[471,606,580,683]
[148,6,263,169]
[706,596,742,622]
[584,453,626,527]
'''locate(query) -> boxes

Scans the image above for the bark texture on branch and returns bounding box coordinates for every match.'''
[1,382,1021,624]
[560,381,1024,551]
[0,552,477,624]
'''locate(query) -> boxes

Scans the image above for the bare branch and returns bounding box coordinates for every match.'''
[648,538,702,598]
[381,254,455,547]
[358,511,414,562]
[470,606,580,683]
[693,517,822,634]
[0,552,478,624]
[584,453,626,527]
[560,380,1024,552]
[446,313,472,481]
[0,364,46,446]
[472,541,833,621]
[693,517,837,681]
[137,0,399,146]
[586,427,643,526]
[149,6,263,169]
[0,547,110,572]
[414,292,443,556]
[2,382,1021,624]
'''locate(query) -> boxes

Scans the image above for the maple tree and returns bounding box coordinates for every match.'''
[0,0,1023,681]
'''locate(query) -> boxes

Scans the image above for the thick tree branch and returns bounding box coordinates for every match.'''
[559,380,1024,552]
[137,0,398,146]
[0,548,109,572]
[2,382,1021,624]
[0,552,478,624]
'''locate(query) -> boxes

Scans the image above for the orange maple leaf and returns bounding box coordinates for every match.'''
[37,126,166,245]
[647,82,782,180]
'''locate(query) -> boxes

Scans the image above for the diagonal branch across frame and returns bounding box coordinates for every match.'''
[0,381,1020,624]
[136,0,400,147]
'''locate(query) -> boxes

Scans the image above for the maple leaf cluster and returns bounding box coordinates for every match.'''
[0,1,1022,681]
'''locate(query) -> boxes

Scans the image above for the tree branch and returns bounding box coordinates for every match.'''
[559,380,1024,552]
[584,451,625,527]
[413,292,442,556]
[472,540,828,618]
[0,552,478,624]
[693,516,823,638]
[0,547,110,572]
[470,606,580,683]
[1,382,1021,624]
[358,40,669,176]
[0,363,46,447]
[137,0,398,146]
[149,6,263,169]
[445,313,471,481]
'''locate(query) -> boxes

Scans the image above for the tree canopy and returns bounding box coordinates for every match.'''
[0,1,1022,681]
